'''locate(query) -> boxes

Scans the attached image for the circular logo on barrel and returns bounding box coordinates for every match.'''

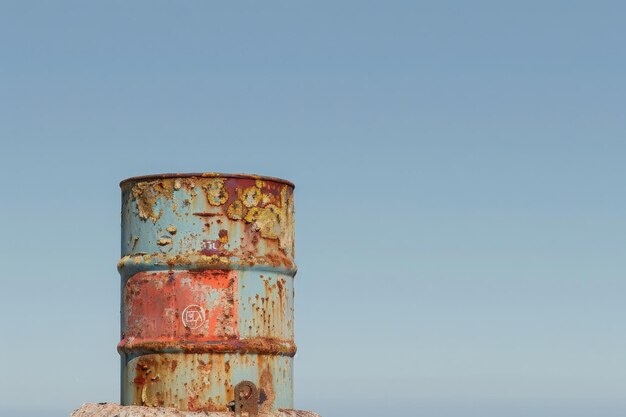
[182,305,205,329]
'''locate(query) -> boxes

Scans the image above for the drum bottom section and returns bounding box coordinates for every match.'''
[121,352,293,411]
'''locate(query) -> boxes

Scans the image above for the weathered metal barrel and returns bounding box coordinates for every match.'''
[118,173,296,412]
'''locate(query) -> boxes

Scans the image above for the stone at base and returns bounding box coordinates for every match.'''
[70,403,321,417]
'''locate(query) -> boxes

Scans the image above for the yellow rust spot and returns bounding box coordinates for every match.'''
[218,229,229,244]
[132,181,173,222]
[125,253,152,267]
[157,237,173,246]
[166,254,231,268]
[227,200,244,220]
[130,178,202,222]
[242,186,262,208]
[131,181,175,222]
[177,177,198,198]
[239,186,295,253]
[243,206,260,223]
[204,178,228,206]
[250,205,281,239]
[166,225,177,235]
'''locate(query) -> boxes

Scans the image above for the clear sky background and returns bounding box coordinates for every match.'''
[1,2,625,417]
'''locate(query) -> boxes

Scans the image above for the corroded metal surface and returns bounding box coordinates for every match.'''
[70,403,320,417]
[234,381,259,417]
[119,174,296,412]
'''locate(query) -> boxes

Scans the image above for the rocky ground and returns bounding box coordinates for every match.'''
[70,403,321,417]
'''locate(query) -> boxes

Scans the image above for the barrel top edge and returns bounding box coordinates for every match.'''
[120,173,295,188]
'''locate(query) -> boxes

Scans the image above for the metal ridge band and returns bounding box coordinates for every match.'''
[118,337,298,357]
[118,254,297,280]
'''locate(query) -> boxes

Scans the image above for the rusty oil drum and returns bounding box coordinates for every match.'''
[118,173,296,411]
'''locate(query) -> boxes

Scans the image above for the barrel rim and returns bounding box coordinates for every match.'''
[120,173,295,188]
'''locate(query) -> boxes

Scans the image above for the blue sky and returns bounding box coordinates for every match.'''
[1,2,625,417]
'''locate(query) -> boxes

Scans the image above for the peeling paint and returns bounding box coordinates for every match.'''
[131,181,174,222]
[204,178,229,206]
[157,237,173,246]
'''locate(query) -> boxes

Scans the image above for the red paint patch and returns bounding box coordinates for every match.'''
[123,270,238,341]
